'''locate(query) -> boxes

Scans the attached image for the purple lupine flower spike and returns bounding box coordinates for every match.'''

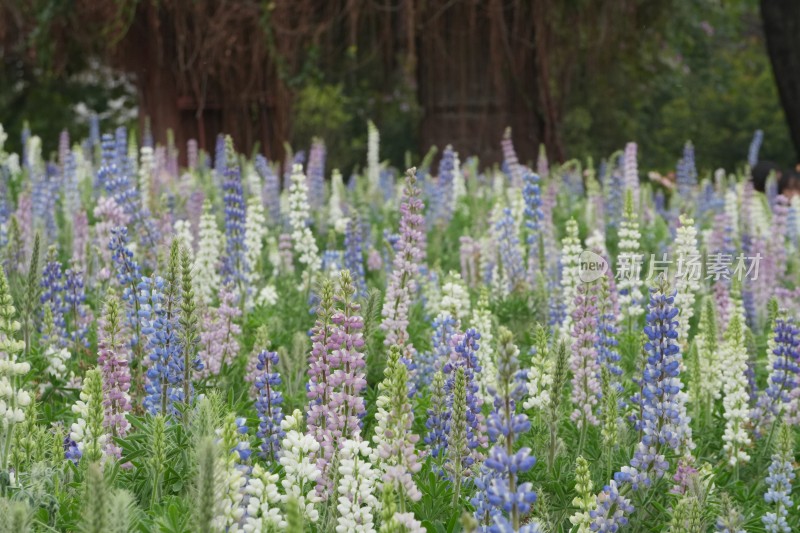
[380,168,426,360]
[254,349,285,460]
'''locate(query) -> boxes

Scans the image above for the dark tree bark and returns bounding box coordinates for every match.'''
[2,0,663,169]
[761,0,800,161]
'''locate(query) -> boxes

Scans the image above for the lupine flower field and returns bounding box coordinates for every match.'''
[0,121,798,533]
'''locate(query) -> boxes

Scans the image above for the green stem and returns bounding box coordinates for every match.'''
[547,420,558,473]
[578,414,588,457]
[505,397,519,530]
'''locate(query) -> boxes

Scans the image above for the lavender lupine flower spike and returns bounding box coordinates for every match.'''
[761,424,795,533]
[501,128,522,188]
[425,371,449,460]
[596,273,623,398]
[769,195,790,284]
[344,215,368,299]
[109,226,144,366]
[307,138,326,211]
[306,278,336,466]
[254,349,285,461]
[40,248,67,347]
[443,328,487,471]
[381,168,426,359]
[623,141,639,209]
[472,327,540,532]
[307,271,367,495]
[142,242,192,415]
[435,145,456,224]
[590,277,689,531]
[752,313,800,434]
[255,155,281,224]
[97,292,132,459]
[523,170,544,280]
[64,262,90,351]
[537,143,549,179]
[221,136,249,302]
[197,283,241,378]
[495,208,526,293]
[328,269,367,442]
[570,280,601,440]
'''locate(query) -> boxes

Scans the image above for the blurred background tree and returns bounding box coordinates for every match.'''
[0,0,794,174]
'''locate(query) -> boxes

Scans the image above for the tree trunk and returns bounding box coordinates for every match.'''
[761,0,800,161]
[417,0,545,167]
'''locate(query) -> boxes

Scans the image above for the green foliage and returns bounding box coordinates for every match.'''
[78,462,108,533]
[564,0,793,171]
[191,437,217,533]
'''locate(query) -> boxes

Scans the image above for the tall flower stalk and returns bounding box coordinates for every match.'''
[443,328,487,470]
[179,246,201,407]
[254,349,285,461]
[761,424,795,533]
[559,219,582,339]
[220,137,249,303]
[590,278,690,530]
[617,190,643,326]
[371,345,422,508]
[472,327,539,532]
[109,227,144,376]
[307,271,367,494]
[570,280,601,453]
[194,202,222,305]
[752,313,800,436]
[97,292,132,458]
[381,168,426,358]
[673,215,700,347]
[720,312,751,473]
[0,268,30,473]
[288,163,321,293]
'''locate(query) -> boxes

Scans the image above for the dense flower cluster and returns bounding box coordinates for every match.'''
[591,282,689,530]
[3,119,800,532]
